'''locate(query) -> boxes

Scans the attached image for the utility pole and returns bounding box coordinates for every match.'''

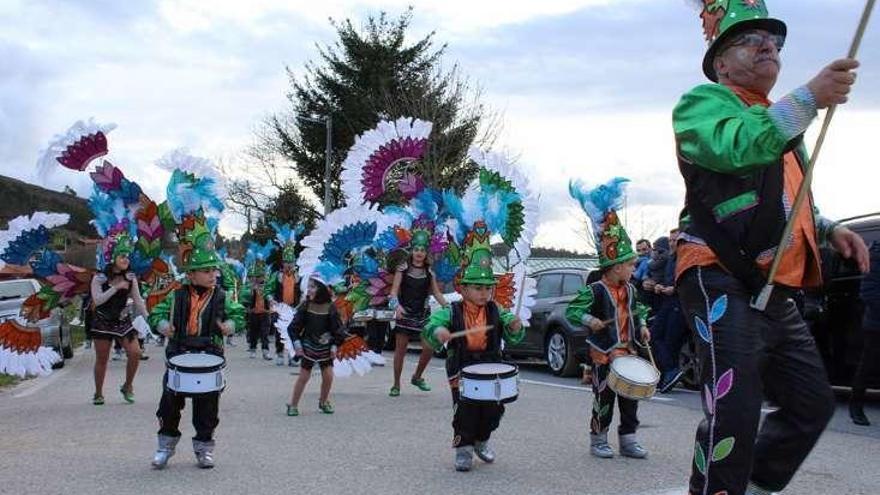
[323,115,333,214]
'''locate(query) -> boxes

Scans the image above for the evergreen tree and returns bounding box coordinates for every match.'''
[265,8,494,208]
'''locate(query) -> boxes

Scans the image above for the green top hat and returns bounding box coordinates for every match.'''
[281,245,297,264]
[110,232,134,262]
[460,222,496,286]
[597,211,637,269]
[410,229,431,250]
[699,0,786,81]
[181,222,221,272]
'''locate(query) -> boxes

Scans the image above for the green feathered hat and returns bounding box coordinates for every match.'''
[459,221,496,286]
[696,0,786,81]
[180,220,221,272]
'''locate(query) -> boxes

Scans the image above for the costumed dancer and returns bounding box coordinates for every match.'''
[565,177,651,459]
[284,265,347,416]
[420,148,538,472]
[387,221,449,396]
[149,220,244,469]
[149,149,244,469]
[242,241,275,360]
[269,222,304,366]
[218,248,246,347]
[0,213,75,378]
[675,2,868,493]
[89,227,146,405]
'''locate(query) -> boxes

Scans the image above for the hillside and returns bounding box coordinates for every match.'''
[0,175,95,236]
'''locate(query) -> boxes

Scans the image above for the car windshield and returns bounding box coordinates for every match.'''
[0,280,36,300]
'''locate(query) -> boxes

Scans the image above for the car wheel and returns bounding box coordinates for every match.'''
[678,340,701,390]
[545,329,578,377]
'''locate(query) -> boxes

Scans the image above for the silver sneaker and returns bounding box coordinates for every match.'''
[193,439,215,469]
[249,349,256,359]
[619,433,648,459]
[474,441,496,463]
[590,432,614,459]
[454,446,474,472]
[275,354,284,366]
[262,350,272,361]
[151,434,180,469]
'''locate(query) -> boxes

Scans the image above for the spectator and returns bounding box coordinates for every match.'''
[850,241,880,426]
[650,229,688,393]
[633,239,653,282]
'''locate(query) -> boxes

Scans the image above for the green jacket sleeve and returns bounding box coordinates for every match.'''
[498,308,525,346]
[673,84,791,175]
[224,292,246,332]
[263,272,278,301]
[566,286,596,328]
[148,291,175,333]
[634,301,649,330]
[422,306,452,350]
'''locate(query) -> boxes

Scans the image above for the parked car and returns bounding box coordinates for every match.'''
[504,268,593,376]
[0,278,73,368]
[807,213,880,387]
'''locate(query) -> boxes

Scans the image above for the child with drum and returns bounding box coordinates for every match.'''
[566,178,652,460]
[149,221,245,470]
[423,229,524,472]
[285,274,347,416]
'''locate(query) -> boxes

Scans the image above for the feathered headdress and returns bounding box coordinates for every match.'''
[0,213,91,323]
[244,241,275,279]
[569,177,636,268]
[157,149,226,223]
[0,319,62,378]
[37,118,116,177]
[340,117,432,205]
[270,222,305,264]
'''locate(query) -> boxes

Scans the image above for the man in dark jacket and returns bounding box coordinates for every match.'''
[850,241,880,425]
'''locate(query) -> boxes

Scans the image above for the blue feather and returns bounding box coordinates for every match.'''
[320,221,377,266]
[569,177,630,228]
[433,255,459,283]
[2,226,53,266]
[29,249,62,278]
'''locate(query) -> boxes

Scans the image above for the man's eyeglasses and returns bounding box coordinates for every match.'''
[728,31,785,51]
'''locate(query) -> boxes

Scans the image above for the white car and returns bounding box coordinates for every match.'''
[0,278,73,368]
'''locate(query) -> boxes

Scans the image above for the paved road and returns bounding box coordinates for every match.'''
[1,342,878,495]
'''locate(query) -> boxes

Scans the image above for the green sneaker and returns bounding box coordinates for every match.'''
[286,405,299,417]
[411,377,431,392]
[92,395,105,406]
[389,386,400,397]
[319,401,335,414]
[120,386,135,404]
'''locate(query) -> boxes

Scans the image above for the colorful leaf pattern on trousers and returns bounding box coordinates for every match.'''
[704,385,715,415]
[712,437,735,462]
[695,442,707,474]
[715,368,734,399]
[709,294,728,324]
[695,315,711,343]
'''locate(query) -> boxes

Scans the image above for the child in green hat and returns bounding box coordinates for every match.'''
[565,178,651,460]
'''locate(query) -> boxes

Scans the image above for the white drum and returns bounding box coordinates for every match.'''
[608,355,659,400]
[460,362,519,404]
[166,353,226,397]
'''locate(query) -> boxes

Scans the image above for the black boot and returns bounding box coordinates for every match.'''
[850,390,870,426]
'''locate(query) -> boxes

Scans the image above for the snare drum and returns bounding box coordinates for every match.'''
[608,355,659,400]
[460,362,519,404]
[166,352,227,397]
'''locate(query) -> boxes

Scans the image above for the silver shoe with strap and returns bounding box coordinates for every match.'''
[193,439,215,469]
[454,446,474,472]
[619,433,648,459]
[590,432,614,459]
[474,441,496,463]
[151,434,180,469]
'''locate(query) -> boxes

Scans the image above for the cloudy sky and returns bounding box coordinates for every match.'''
[2,0,878,252]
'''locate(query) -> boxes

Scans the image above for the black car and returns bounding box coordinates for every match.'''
[808,212,880,387]
[504,268,593,376]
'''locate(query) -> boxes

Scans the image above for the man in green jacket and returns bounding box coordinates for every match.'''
[673,2,869,494]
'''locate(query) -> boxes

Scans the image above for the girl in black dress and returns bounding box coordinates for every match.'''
[286,278,346,416]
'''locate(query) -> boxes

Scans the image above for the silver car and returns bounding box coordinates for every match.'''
[0,278,73,368]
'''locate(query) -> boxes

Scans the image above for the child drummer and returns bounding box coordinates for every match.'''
[423,226,524,472]
[148,221,244,469]
[565,177,651,460]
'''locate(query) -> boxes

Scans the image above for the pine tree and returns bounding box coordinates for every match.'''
[265,8,494,209]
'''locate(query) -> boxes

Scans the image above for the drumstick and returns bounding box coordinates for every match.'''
[447,325,494,340]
